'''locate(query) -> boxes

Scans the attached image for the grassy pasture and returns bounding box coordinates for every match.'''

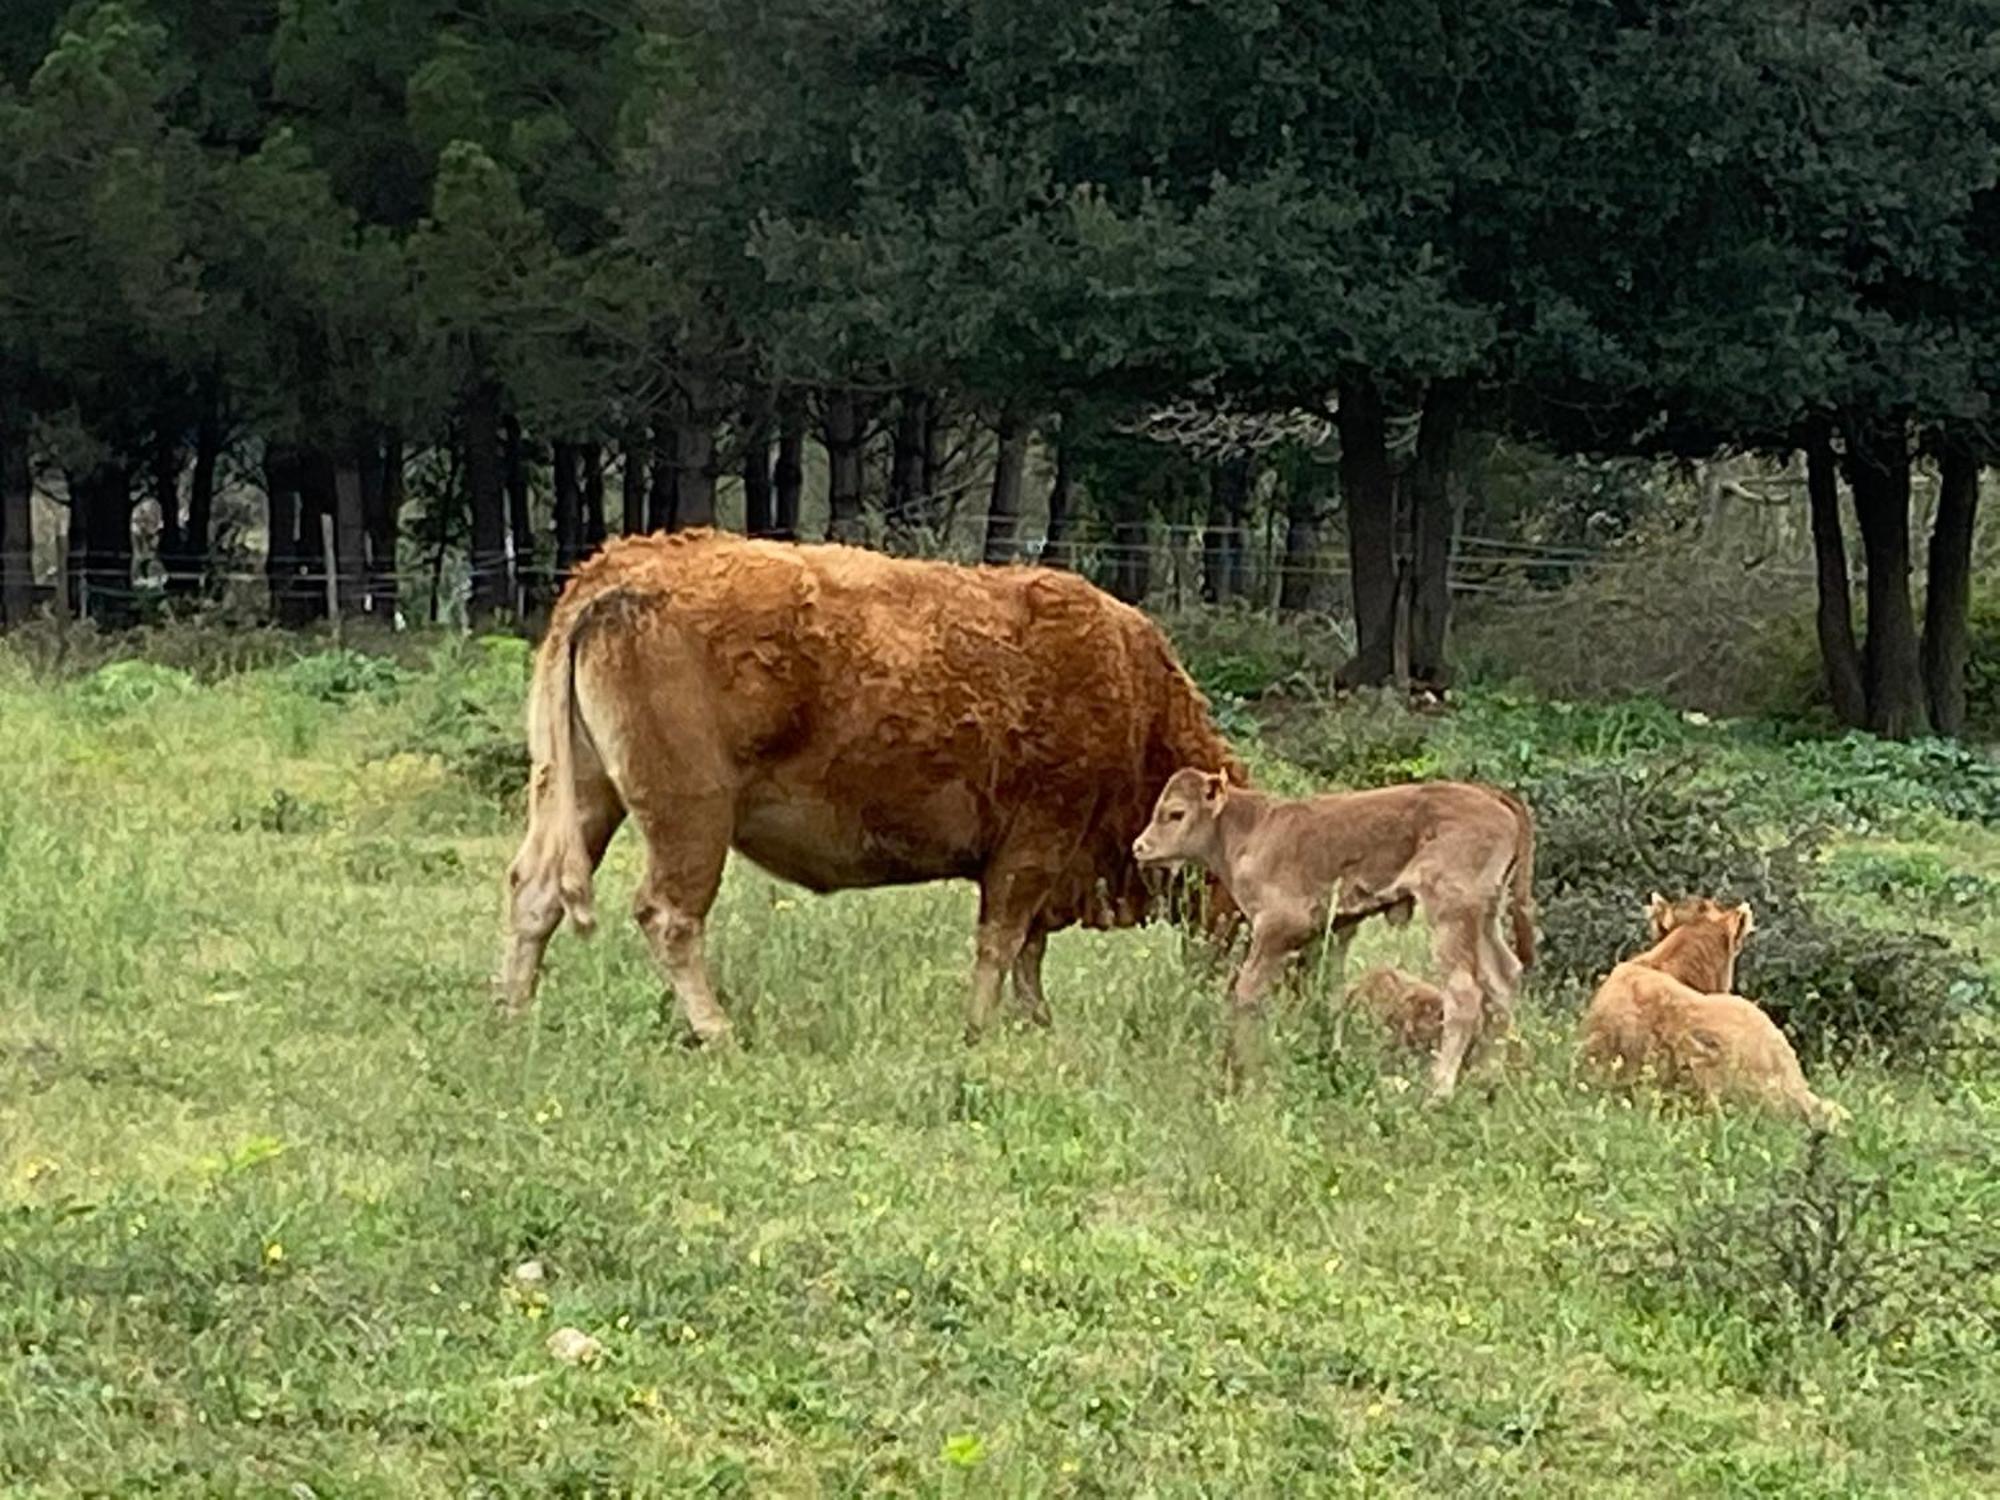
[0,639,1995,1497]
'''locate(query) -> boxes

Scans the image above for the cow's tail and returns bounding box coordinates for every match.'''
[1486,784,1538,968]
[527,604,603,935]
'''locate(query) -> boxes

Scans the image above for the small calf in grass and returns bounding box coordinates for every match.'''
[1131,769,1536,1098]
[1580,894,1847,1129]
[1346,965,1527,1071]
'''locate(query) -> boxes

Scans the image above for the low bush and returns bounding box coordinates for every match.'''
[1631,1132,2000,1383]
[279,648,414,704]
[1500,758,1991,1066]
[72,660,197,717]
[1163,606,1351,703]
[388,636,535,809]
[1775,733,2000,831]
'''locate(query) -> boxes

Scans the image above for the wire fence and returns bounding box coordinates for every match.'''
[11,504,1985,626]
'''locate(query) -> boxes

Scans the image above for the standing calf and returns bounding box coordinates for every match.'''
[1131,770,1536,1098]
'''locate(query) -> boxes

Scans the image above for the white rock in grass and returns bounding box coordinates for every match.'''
[511,1259,547,1288]
[546,1327,604,1366]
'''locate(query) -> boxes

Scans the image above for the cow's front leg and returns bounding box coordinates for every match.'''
[1010,929,1054,1028]
[966,863,1050,1043]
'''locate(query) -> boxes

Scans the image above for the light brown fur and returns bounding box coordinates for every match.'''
[1131,770,1537,1098]
[1346,966,1450,1054]
[1580,894,1847,1128]
[499,529,1242,1042]
[1345,965,1530,1069]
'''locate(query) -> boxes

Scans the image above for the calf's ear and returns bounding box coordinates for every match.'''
[1202,771,1228,807]
[1730,901,1756,943]
[1645,891,1671,930]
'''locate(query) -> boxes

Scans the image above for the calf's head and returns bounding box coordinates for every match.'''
[1132,767,1228,868]
[1646,892,1755,948]
[1645,891,1756,991]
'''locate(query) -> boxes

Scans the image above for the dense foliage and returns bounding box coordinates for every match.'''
[2,1,1998,732]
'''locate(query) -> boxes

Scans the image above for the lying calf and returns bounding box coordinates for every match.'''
[1580,895,1846,1128]
[1345,965,1527,1073]
[1132,769,1535,1098]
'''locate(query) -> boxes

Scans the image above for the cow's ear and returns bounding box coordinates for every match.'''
[1646,891,1671,929]
[1731,902,1756,942]
[1202,772,1228,806]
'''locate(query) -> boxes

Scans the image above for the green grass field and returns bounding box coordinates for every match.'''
[2,638,1996,1497]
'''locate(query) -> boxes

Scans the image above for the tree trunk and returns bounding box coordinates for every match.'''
[823,390,865,542]
[1922,433,1981,738]
[358,433,386,616]
[1842,417,1928,739]
[580,442,606,547]
[265,444,302,624]
[182,376,222,597]
[890,391,927,535]
[1337,373,1398,688]
[504,414,534,610]
[1045,427,1074,571]
[674,387,718,529]
[983,412,1028,564]
[1108,500,1150,605]
[921,396,946,511]
[1804,425,1866,728]
[151,427,181,587]
[1,423,33,626]
[621,428,648,534]
[465,380,510,622]
[553,441,584,574]
[297,449,336,623]
[1406,379,1467,689]
[741,408,774,537]
[649,414,679,532]
[71,465,135,626]
[772,396,804,544]
[1279,476,1325,613]
[332,456,367,622]
[372,431,404,618]
[1204,454,1251,603]
[774,395,804,540]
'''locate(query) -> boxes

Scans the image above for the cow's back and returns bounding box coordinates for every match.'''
[551,530,1234,923]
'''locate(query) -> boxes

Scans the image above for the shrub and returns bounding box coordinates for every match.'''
[279,649,413,704]
[388,636,536,809]
[1818,848,2000,920]
[72,660,196,717]
[1775,734,2000,830]
[1262,688,1441,789]
[1503,757,1990,1065]
[1634,1133,2000,1379]
[1450,526,1824,723]
[1163,606,1351,703]
[226,788,330,835]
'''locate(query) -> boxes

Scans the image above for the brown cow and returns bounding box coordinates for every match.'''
[1131,771,1536,1097]
[499,530,1242,1042]
[1580,894,1846,1128]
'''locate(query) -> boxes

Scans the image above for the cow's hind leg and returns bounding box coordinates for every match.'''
[1010,929,1054,1028]
[498,773,625,1018]
[630,797,735,1045]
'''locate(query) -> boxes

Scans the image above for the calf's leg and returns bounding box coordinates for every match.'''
[1225,909,1313,1085]
[1424,902,1487,1099]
